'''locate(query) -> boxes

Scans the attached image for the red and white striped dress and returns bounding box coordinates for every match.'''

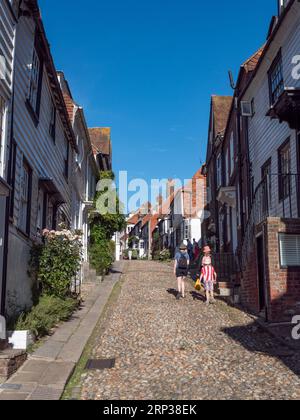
[201,265,215,283]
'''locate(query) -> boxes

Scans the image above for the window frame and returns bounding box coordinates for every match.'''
[26,33,44,125]
[0,96,7,177]
[278,138,291,202]
[49,98,56,142]
[279,233,300,269]
[18,158,32,236]
[268,50,284,106]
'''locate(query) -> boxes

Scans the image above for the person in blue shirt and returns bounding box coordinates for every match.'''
[173,243,190,300]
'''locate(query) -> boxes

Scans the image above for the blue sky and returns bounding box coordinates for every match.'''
[40,0,276,191]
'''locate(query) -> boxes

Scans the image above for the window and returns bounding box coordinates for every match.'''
[37,189,44,233]
[76,135,83,168]
[230,134,235,176]
[27,38,43,119]
[279,234,300,267]
[0,96,7,177]
[262,159,272,213]
[9,141,17,218]
[19,159,32,235]
[216,154,222,188]
[225,148,229,185]
[63,139,69,179]
[278,140,291,201]
[218,210,224,249]
[269,51,284,105]
[226,206,231,244]
[49,100,56,141]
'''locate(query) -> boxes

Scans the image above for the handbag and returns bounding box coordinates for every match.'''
[195,279,201,291]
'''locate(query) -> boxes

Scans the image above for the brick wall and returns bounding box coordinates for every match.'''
[240,247,260,314]
[265,218,300,322]
[0,350,27,381]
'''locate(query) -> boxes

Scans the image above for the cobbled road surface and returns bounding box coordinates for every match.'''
[80,261,300,400]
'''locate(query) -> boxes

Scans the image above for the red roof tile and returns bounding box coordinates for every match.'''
[88,128,112,156]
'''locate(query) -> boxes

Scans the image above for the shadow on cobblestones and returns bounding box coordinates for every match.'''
[222,323,300,378]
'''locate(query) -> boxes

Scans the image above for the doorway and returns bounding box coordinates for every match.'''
[256,235,266,313]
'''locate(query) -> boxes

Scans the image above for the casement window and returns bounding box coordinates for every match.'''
[279,234,300,267]
[76,135,83,168]
[226,206,231,244]
[278,140,291,201]
[27,39,43,119]
[216,154,222,188]
[218,211,224,248]
[262,159,272,212]
[0,96,7,177]
[230,134,235,176]
[63,139,69,179]
[19,159,32,235]
[9,141,17,218]
[37,189,44,233]
[268,51,284,105]
[224,148,229,186]
[49,100,56,141]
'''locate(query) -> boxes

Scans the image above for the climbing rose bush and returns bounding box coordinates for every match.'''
[33,229,82,298]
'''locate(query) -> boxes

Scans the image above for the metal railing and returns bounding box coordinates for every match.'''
[240,174,300,270]
[212,253,237,281]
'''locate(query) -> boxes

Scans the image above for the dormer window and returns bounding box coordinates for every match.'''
[268,51,284,105]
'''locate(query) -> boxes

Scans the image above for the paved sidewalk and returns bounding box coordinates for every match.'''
[0,262,124,400]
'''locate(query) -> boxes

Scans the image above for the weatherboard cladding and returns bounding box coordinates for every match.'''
[12,14,73,232]
[242,4,300,218]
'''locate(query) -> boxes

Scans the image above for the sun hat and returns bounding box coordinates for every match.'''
[179,243,187,250]
[203,245,211,253]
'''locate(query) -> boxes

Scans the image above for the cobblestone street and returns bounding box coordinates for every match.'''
[79,261,300,400]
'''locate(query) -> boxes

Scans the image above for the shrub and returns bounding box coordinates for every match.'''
[14,295,78,338]
[131,249,138,260]
[31,230,82,298]
[159,248,171,261]
[89,240,114,275]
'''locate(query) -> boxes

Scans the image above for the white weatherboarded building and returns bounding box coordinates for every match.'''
[5,0,78,313]
[0,0,18,316]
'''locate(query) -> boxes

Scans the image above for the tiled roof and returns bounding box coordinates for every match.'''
[89,128,112,156]
[211,96,233,135]
[62,92,75,123]
[243,46,265,73]
[141,214,152,228]
[150,214,159,233]
[127,214,140,225]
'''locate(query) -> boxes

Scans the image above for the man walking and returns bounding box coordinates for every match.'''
[174,243,190,300]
